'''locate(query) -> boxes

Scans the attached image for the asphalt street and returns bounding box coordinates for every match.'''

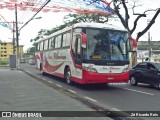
[20,64,160,110]
[19,63,160,120]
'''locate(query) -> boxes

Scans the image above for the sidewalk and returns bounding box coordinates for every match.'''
[0,68,112,120]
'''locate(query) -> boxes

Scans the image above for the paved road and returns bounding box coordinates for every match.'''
[0,67,113,120]
[20,63,160,120]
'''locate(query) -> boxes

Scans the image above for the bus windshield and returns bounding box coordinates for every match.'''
[84,28,129,61]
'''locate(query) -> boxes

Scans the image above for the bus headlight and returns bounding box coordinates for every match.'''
[122,66,129,72]
[90,68,97,72]
[83,67,97,72]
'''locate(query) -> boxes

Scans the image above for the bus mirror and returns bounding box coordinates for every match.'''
[80,32,87,48]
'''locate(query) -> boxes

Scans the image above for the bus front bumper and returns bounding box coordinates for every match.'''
[82,70,130,84]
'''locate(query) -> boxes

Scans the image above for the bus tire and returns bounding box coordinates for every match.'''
[65,68,72,85]
[40,64,45,76]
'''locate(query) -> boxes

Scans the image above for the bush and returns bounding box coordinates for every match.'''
[0,61,8,65]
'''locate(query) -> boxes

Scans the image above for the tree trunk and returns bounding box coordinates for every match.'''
[129,33,137,68]
[131,51,137,67]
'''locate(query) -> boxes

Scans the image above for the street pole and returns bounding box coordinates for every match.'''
[147,19,152,60]
[148,30,151,58]
[12,21,15,54]
[15,4,20,69]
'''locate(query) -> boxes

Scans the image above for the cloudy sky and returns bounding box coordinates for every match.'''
[0,0,160,51]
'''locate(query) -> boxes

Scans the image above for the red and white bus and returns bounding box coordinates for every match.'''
[35,22,130,85]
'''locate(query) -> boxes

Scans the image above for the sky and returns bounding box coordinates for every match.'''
[0,0,160,52]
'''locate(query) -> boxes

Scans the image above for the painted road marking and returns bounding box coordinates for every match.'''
[68,89,76,94]
[121,88,154,96]
[25,70,32,74]
[42,78,47,81]
[48,81,53,84]
[84,96,97,102]
[56,84,63,88]
[111,108,121,111]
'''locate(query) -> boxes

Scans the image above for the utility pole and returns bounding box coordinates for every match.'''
[15,4,19,69]
[147,19,152,60]
[148,30,151,58]
[12,21,15,54]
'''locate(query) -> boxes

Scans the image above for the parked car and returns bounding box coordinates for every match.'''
[20,58,25,63]
[28,59,35,65]
[130,62,160,88]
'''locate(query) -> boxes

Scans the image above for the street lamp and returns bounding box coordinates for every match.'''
[19,16,42,31]
[33,17,42,20]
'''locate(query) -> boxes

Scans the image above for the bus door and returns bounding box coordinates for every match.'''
[75,35,82,65]
[72,35,83,79]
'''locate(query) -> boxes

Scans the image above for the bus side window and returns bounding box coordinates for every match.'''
[44,40,48,50]
[35,43,39,51]
[50,37,55,49]
[40,41,44,51]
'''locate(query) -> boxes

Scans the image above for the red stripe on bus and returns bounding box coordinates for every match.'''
[43,59,64,73]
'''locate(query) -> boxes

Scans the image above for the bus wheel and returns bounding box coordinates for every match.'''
[65,69,72,85]
[40,64,45,76]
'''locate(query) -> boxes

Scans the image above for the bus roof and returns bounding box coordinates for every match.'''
[73,22,127,32]
[36,22,127,43]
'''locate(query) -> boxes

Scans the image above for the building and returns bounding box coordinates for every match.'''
[19,45,24,59]
[0,40,24,61]
[137,41,160,62]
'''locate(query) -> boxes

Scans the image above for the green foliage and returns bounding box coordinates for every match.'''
[64,13,109,23]
[0,61,8,65]
[26,46,35,55]
[34,36,40,41]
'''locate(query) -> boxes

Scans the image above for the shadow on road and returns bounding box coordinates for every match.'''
[39,72,125,91]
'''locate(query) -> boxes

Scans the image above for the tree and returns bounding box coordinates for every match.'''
[63,13,110,23]
[98,0,160,66]
[26,46,35,55]
[31,13,113,42]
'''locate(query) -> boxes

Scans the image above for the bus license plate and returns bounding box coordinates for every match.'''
[108,77,114,80]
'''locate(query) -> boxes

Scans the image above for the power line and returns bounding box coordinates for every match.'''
[19,0,50,31]
[19,0,39,22]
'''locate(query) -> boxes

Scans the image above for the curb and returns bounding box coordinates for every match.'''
[20,68,143,120]
[0,65,9,67]
[0,65,9,69]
